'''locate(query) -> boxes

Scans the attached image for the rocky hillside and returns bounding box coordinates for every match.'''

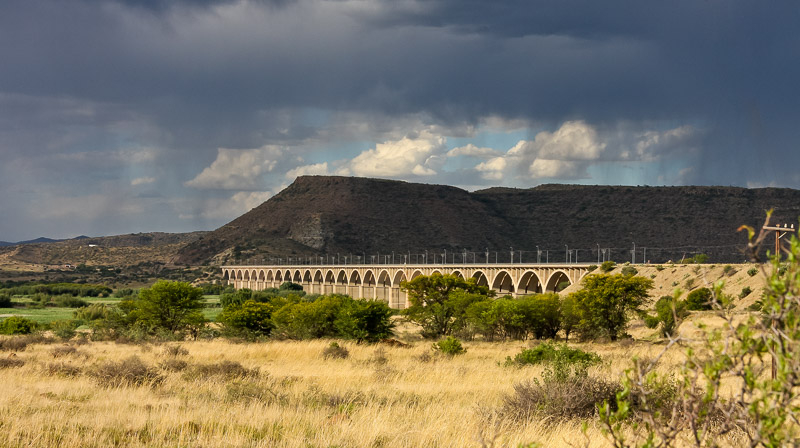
[176,176,800,265]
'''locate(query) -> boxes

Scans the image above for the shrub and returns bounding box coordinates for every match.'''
[502,355,620,421]
[620,266,638,277]
[586,265,598,273]
[723,265,737,277]
[159,358,189,372]
[0,292,11,307]
[189,360,259,379]
[433,336,466,356]
[0,337,28,352]
[747,266,759,277]
[45,362,82,377]
[0,357,25,369]
[322,341,349,360]
[334,299,395,342]
[0,316,37,335]
[655,265,665,271]
[90,356,163,387]
[739,286,752,299]
[504,342,601,367]
[50,345,78,358]
[571,274,653,341]
[50,319,79,340]
[685,287,713,310]
[53,295,89,308]
[644,296,689,337]
[219,300,274,337]
[162,345,189,357]
[600,261,616,273]
[73,303,110,322]
[684,278,696,290]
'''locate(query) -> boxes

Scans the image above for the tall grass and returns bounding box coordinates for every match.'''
[0,336,742,447]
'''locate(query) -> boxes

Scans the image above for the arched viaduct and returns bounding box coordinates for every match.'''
[221,264,592,309]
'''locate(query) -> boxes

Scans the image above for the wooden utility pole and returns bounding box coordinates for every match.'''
[762,223,795,379]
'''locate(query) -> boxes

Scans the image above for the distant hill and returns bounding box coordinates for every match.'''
[1,232,207,267]
[176,176,800,265]
[0,235,90,247]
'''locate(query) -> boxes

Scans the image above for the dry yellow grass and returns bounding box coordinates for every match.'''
[0,331,752,448]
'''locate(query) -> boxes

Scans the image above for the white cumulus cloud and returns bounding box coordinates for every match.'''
[185,146,284,190]
[285,162,330,179]
[348,131,446,177]
[447,144,500,158]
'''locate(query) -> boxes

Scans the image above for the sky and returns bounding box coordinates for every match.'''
[1,0,799,241]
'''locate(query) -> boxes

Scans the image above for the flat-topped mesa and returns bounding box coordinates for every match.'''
[176,176,800,265]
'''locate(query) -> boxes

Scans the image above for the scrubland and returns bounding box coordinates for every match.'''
[0,328,752,448]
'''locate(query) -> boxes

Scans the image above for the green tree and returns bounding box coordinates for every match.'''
[571,273,653,341]
[401,273,492,338]
[334,299,395,342]
[219,300,274,337]
[560,295,580,342]
[135,280,206,333]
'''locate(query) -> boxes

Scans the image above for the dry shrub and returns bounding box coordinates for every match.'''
[189,360,258,379]
[0,356,25,369]
[90,356,164,387]
[159,358,189,372]
[502,374,621,422]
[225,380,281,403]
[321,342,349,360]
[369,347,389,365]
[0,338,28,352]
[46,362,82,377]
[162,345,189,357]
[50,345,78,358]
[416,351,434,363]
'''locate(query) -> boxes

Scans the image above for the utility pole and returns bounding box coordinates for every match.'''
[762,222,796,379]
[565,245,568,264]
[597,243,600,264]
[631,242,635,264]
[510,247,514,264]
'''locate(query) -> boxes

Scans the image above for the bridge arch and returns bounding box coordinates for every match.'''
[314,270,323,283]
[451,270,465,279]
[284,270,291,284]
[363,270,376,286]
[377,270,391,287]
[275,271,283,282]
[491,270,515,295]
[545,270,571,292]
[337,270,348,284]
[517,271,542,295]
[349,270,362,285]
[243,270,251,281]
[471,270,489,288]
[410,270,423,281]
[393,270,407,286]
[303,270,312,283]
[293,270,302,283]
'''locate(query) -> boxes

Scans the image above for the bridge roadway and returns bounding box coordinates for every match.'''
[222,263,593,309]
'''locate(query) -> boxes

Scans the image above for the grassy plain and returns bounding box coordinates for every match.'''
[0,325,753,448]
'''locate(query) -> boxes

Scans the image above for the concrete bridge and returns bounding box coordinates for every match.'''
[222,263,593,309]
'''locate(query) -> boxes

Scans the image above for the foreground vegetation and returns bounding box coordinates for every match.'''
[2,216,800,446]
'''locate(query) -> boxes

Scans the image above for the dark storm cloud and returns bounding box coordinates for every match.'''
[1,0,799,239]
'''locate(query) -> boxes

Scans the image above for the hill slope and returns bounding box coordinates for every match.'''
[177,176,800,265]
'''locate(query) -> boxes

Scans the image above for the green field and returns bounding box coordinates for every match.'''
[1,295,223,324]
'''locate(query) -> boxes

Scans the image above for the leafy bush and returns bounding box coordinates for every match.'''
[504,342,601,367]
[570,273,653,341]
[644,295,688,337]
[53,295,89,308]
[747,266,759,277]
[219,300,274,337]
[73,303,110,322]
[50,320,79,340]
[600,261,616,272]
[0,292,11,307]
[433,336,466,356]
[683,278,696,290]
[723,265,737,276]
[333,299,395,342]
[0,316,37,335]
[655,265,665,271]
[739,286,752,299]
[685,287,713,310]
[620,266,638,276]
[322,341,350,360]
[586,265,598,273]
[90,356,163,387]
